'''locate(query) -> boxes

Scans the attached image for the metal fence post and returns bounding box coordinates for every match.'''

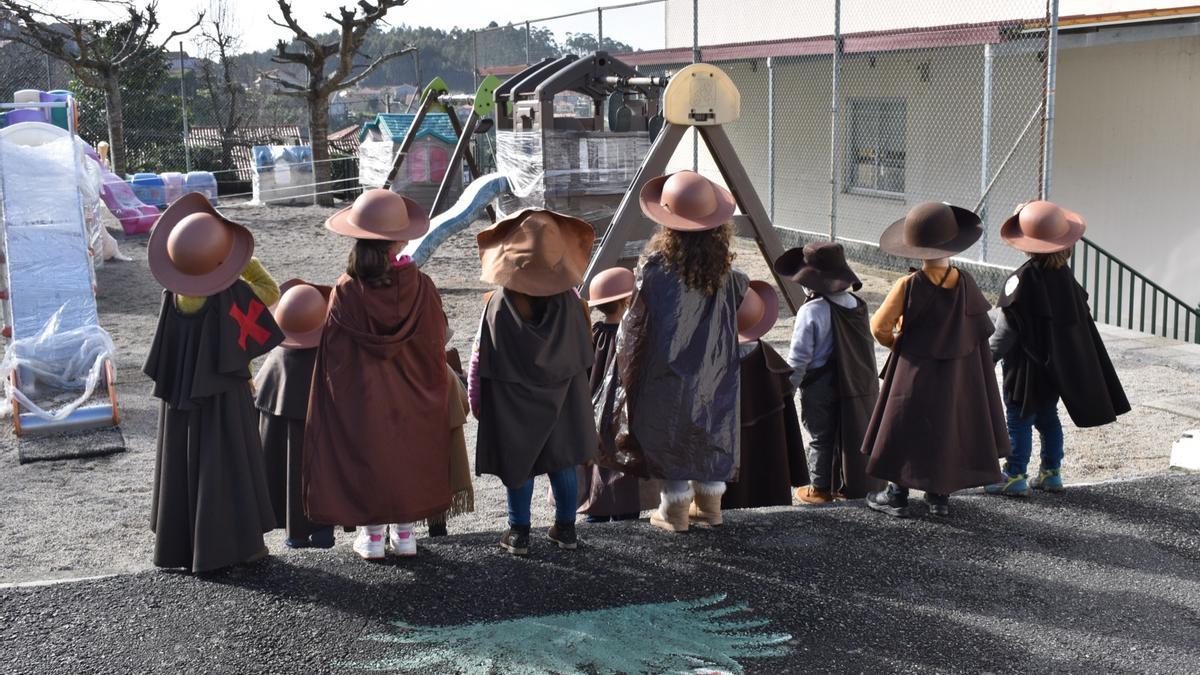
[1041,0,1060,200]
[525,21,532,65]
[767,56,775,222]
[179,41,191,173]
[829,0,842,242]
[692,0,699,171]
[472,30,479,90]
[979,42,993,262]
[597,8,604,51]
[45,53,52,90]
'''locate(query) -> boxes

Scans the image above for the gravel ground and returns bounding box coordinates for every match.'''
[0,203,1195,586]
[1,474,1198,674]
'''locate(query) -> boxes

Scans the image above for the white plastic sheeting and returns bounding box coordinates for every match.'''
[251,145,316,205]
[358,140,393,188]
[0,123,115,421]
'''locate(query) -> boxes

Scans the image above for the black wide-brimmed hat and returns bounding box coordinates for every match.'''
[879,202,982,260]
[774,241,862,295]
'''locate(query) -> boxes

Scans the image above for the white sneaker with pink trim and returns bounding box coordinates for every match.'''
[388,524,417,557]
[352,528,385,561]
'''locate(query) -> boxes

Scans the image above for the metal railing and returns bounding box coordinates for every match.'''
[1073,237,1200,344]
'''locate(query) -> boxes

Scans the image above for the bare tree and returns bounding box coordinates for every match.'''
[265,0,414,206]
[0,0,202,175]
[196,0,243,174]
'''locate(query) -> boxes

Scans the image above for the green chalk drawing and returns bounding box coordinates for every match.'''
[347,594,791,674]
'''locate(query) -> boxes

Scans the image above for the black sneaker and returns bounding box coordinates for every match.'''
[866,484,911,518]
[500,526,530,555]
[924,493,950,517]
[428,523,448,538]
[548,522,578,550]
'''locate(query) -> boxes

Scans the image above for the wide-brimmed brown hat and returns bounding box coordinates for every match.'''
[587,267,636,307]
[1000,200,1086,254]
[477,208,595,297]
[739,280,779,342]
[774,242,862,295]
[736,283,765,340]
[148,192,254,296]
[273,279,332,349]
[879,202,982,260]
[325,188,430,241]
[639,170,737,232]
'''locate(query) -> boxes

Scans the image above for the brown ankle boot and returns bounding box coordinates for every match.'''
[796,486,835,505]
[689,492,723,527]
[650,498,690,532]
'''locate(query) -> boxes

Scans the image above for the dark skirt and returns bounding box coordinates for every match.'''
[150,385,275,573]
[578,464,659,517]
[260,412,327,541]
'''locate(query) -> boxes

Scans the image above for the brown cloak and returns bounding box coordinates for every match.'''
[429,364,475,524]
[723,341,809,510]
[997,262,1130,428]
[303,264,450,525]
[863,269,1010,493]
[254,345,327,541]
[144,280,282,573]
[475,288,597,489]
[825,295,886,498]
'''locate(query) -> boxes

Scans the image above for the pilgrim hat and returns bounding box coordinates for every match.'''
[273,279,332,349]
[325,188,430,241]
[1000,200,1086,254]
[774,241,862,295]
[738,280,779,342]
[639,170,737,232]
[587,267,636,307]
[148,192,254,296]
[477,208,595,297]
[879,202,983,260]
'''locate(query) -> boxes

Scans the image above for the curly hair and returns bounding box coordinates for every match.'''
[643,223,735,295]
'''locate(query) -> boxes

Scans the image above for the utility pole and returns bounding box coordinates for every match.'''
[179,41,191,172]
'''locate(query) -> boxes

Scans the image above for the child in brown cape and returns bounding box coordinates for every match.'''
[468,208,598,556]
[862,202,1010,518]
[255,280,334,549]
[985,201,1129,497]
[722,281,809,510]
[776,242,883,503]
[304,189,451,561]
[144,194,284,573]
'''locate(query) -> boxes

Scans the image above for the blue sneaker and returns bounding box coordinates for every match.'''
[1031,468,1064,493]
[985,472,1031,497]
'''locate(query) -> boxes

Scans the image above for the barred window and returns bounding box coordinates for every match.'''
[845,98,906,196]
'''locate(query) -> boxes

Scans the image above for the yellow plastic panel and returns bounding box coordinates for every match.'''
[662,63,741,126]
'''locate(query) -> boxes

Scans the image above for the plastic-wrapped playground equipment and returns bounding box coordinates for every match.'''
[0,120,120,444]
[251,145,316,205]
[359,108,463,212]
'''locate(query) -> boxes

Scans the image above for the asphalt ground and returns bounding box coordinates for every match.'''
[1,473,1197,674]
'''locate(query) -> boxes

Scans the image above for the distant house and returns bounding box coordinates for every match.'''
[357,112,463,211]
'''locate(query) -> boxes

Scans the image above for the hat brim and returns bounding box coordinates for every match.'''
[878,205,983,260]
[148,192,254,296]
[739,280,780,342]
[638,174,737,232]
[999,208,1086,254]
[273,278,332,349]
[775,247,862,295]
[587,288,634,307]
[325,195,430,241]
[478,208,595,296]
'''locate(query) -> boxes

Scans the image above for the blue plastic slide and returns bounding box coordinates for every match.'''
[404,172,510,266]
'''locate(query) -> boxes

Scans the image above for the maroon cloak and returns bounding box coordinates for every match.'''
[303,264,450,525]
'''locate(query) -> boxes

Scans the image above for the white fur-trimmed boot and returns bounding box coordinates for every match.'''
[688,481,726,527]
[650,487,693,533]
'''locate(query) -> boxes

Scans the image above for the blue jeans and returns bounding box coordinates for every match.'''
[507,467,578,527]
[1004,398,1064,476]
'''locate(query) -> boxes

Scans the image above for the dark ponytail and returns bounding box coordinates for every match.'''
[347,238,394,288]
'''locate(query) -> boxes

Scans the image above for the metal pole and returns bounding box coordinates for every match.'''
[829,0,841,241]
[525,21,532,65]
[692,0,699,171]
[767,56,775,222]
[45,53,52,90]
[597,8,604,51]
[1041,0,1060,200]
[472,31,479,90]
[979,42,993,262]
[179,41,191,172]
[413,50,422,93]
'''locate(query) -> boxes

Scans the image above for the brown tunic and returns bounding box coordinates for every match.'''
[863,269,1010,493]
[303,264,450,525]
[722,341,808,510]
[825,294,886,499]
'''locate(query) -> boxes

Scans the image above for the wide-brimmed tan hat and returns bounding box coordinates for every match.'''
[273,279,332,349]
[1000,200,1086,254]
[879,202,982,260]
[774,241,862,295]
[739,280,779,342]
[587,267,635,307]
[325,188,430,241]
[477,208,595,297]
[639,170,737,232]
[148,192,254,296]
[736,283,766,340]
